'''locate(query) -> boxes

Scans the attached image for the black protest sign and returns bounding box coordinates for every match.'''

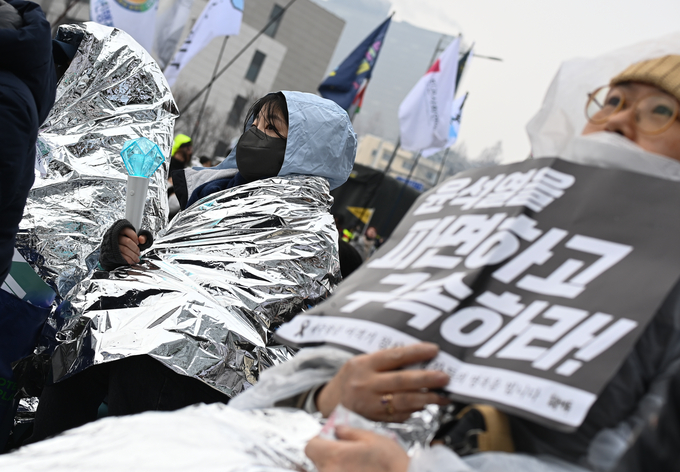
[277,158,680,431]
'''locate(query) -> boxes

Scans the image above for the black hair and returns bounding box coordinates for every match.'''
[243,92,289,139]
[199,155,211,164]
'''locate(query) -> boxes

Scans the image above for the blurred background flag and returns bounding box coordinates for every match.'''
[421,92,468,158]
[398,36,460,152]
[90,0,159,51]
[347,206,374,224]
[420,45,473,157]
[456,46,474,93]
[318,16,392,111]
[164,0,244,87]
[153,0,195,70]
[347,81,367,121]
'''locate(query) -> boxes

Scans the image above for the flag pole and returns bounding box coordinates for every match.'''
[382,136,400,175]
[377,36,450,235]
[455,40,472,94]
[181,0,298,115]
[428,35,445,69]
[317,14,394,234]
[192,36,229,144]
[363,209,375,235]
[403,152,423,190]
[434,147,451,186]
[383,33,446,178]
[433,91,468,185]
[474,53,502,61]
[378,151,423,236]
[344,12,393,121]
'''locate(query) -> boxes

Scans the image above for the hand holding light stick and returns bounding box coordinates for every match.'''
[120,137,165,232]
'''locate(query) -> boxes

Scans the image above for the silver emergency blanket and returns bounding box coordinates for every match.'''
[17,22,177,299]
[0,404,321,471]
[0,402,587,472]
[318,403,442,456]
[13,397,39,426]
[53,175,340,396]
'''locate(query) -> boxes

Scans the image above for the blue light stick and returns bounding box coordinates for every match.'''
[120,137,165,231]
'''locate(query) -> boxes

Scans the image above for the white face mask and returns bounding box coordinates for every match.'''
[556,132,680,182]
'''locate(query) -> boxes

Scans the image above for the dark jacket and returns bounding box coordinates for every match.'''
[508,278,680,468]
[0,0,55,448]
[0,0,55,285]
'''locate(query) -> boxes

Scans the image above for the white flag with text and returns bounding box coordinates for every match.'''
[398,37,460,152]
[153,0,195,70]
[421,93,468,158]
[90,0,159,52]
[164,0,244,87]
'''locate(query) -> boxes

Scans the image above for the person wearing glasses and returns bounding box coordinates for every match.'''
[8,48,679,472]
[583,56,680,161]
[228,54,680,472]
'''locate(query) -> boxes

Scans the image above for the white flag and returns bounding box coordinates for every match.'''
[398,37,460,152]
[421,93,468,158]
[164,0,244,87]
[90,0,159,52]
[153,0,195,70]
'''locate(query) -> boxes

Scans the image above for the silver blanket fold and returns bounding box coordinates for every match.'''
[18,22,178,299]
[53,175,340,396]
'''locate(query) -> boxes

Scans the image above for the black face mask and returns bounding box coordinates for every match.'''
[235,127,287,183]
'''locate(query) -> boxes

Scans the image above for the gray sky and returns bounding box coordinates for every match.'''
[313,0,680,163]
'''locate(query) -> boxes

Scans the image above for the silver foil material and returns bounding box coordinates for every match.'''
[0,404,321,471]
[323,403,441,456]
[388,404,442,456]
[53,175,340,396]
[18,22,178,299]
[13,397,40,426]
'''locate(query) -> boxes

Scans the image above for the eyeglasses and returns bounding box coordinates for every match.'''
[585,85,680,135]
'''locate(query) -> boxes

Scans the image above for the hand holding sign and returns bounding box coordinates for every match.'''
[277,159,680,430]
[316,343,450,421]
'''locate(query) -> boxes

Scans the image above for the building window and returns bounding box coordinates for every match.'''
[245,51,266,82]
[227,95,248,128]
[264,4,284,38]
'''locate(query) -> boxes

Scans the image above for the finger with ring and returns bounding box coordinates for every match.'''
[381,393,395,419]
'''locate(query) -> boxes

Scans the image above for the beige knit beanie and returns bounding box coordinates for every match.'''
[610,55,680,102]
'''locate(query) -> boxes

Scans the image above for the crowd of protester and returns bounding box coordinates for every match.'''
[1,1,680,470]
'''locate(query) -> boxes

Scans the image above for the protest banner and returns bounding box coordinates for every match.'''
[277,158,680,431]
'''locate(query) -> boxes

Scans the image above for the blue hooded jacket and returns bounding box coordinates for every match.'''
[175,91,357,209]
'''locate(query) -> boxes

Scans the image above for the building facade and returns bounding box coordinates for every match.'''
[356,134,442,191]
[38,0,345,158]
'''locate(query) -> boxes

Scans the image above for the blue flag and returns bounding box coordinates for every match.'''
[318,17,391,111]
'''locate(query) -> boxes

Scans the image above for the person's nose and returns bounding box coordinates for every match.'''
[252,118,265,133]
[603,105,638,141]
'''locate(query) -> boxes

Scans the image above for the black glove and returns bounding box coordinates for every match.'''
[99,219,154,271]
